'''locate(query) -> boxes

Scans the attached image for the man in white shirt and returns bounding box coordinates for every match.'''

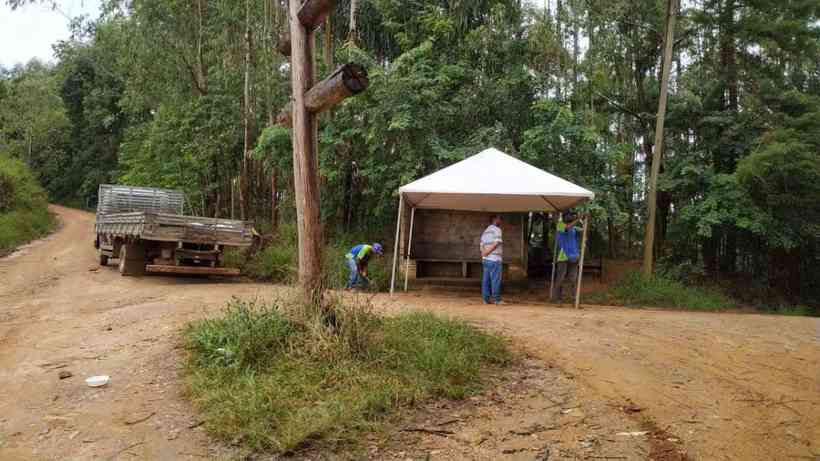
[480,215,505,305]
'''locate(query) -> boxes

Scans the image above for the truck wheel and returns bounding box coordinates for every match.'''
[118,243,146,276]
[118,246,128,274]
[99,252,109,266]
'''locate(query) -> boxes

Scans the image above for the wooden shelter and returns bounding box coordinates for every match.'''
[389,148,595,307]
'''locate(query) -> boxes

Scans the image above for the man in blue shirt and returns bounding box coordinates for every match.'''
[551,210,583,302]
[345,243,383,290]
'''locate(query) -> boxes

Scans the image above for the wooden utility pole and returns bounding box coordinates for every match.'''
[279,0,369,302]
[642,0,677,277]
[288,0,322,301]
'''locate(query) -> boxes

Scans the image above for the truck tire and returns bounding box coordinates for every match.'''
[118,242,146,276]
[99,252,109,266]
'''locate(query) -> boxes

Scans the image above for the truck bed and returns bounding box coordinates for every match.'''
[95,212,254,247]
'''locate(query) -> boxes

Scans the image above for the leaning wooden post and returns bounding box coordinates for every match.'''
[574,213,590,309]
[404,207,416,291]
[277,64,369,127]
[389,194,404,295]
[288,0,322,302]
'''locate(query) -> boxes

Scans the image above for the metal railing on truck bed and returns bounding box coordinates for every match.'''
[98,184,185,216]
[95,212,254,247]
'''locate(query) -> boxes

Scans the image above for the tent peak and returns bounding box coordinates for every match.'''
[398,147,594,212]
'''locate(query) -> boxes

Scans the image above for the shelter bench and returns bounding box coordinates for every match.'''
[413,258,509,280]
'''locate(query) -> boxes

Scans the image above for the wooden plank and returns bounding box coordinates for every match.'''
[146,265,241,276]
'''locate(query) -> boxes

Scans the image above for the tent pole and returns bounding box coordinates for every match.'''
[549,214,559,301]
[574,213,590,309]
[389,194,404,296]
[403,207,416,291]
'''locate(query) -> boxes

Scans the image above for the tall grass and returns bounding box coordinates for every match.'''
[0,154,55,253]
[239,222,391,291]
[183,297,510,453]
[597,270,734,311]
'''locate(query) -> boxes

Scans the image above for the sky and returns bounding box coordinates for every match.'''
[0,0,101,68]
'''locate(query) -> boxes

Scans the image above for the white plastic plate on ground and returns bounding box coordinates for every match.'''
[85,375,110,387]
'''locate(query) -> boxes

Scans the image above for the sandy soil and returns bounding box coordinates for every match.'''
[0,206,818,460]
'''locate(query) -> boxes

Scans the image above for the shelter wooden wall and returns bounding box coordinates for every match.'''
[400,208,526,281]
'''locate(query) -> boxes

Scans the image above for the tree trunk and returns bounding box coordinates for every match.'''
[240,0,253,221]
[323,16,333,70]
[572,6,579,90]
[271,169,278,230]
[289,0,323,302]
[349,0,359,42]
[196,0,208,95]
[642,0,677,276]
[555,0,563,99]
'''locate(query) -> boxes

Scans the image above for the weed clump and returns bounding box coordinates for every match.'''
[600,270,734,311]
[183,297,510,453]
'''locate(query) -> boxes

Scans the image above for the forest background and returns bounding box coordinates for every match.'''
[1,0,818,308]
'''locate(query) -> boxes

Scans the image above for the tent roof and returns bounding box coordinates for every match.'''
[399,148,594,212]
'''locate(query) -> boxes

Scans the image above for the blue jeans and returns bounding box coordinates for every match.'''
[482,259,502,303]
[346,257,368,289]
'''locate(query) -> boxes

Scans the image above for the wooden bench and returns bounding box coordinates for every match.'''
[413,258,510,279]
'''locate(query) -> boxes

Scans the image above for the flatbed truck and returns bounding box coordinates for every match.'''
[94,184,254,276]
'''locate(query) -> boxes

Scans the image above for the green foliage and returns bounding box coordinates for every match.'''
[183,298,510,452]
[118,96,241,214]
[599,271,734,311]
[0,154,55,252]
[736,94,820,249]
[240,224,390,291]
[3,0,819,305]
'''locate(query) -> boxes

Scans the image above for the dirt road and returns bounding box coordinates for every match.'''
[380,293,820,460]
[0,206,268,460]
[1,206,818,460]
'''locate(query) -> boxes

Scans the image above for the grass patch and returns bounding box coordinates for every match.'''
[758,304,818,316]
[183,298,510,453]
[0,154,55,254]
[591,270,734,311]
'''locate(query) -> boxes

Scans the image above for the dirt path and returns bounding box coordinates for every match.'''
[0,206,270,460]
[0,206,817,460]
[375,293,820,460]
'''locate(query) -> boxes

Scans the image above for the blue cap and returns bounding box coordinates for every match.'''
[372,243,383,254]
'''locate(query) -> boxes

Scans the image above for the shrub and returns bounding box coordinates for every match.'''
[246,244,297,283]
[183,298,510,452]
[604,270,734,311]
[243,222,298,282]
[0,154,55,253]
[240,224,391,292]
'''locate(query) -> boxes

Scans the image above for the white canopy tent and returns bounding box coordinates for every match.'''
[389,148,595,307]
